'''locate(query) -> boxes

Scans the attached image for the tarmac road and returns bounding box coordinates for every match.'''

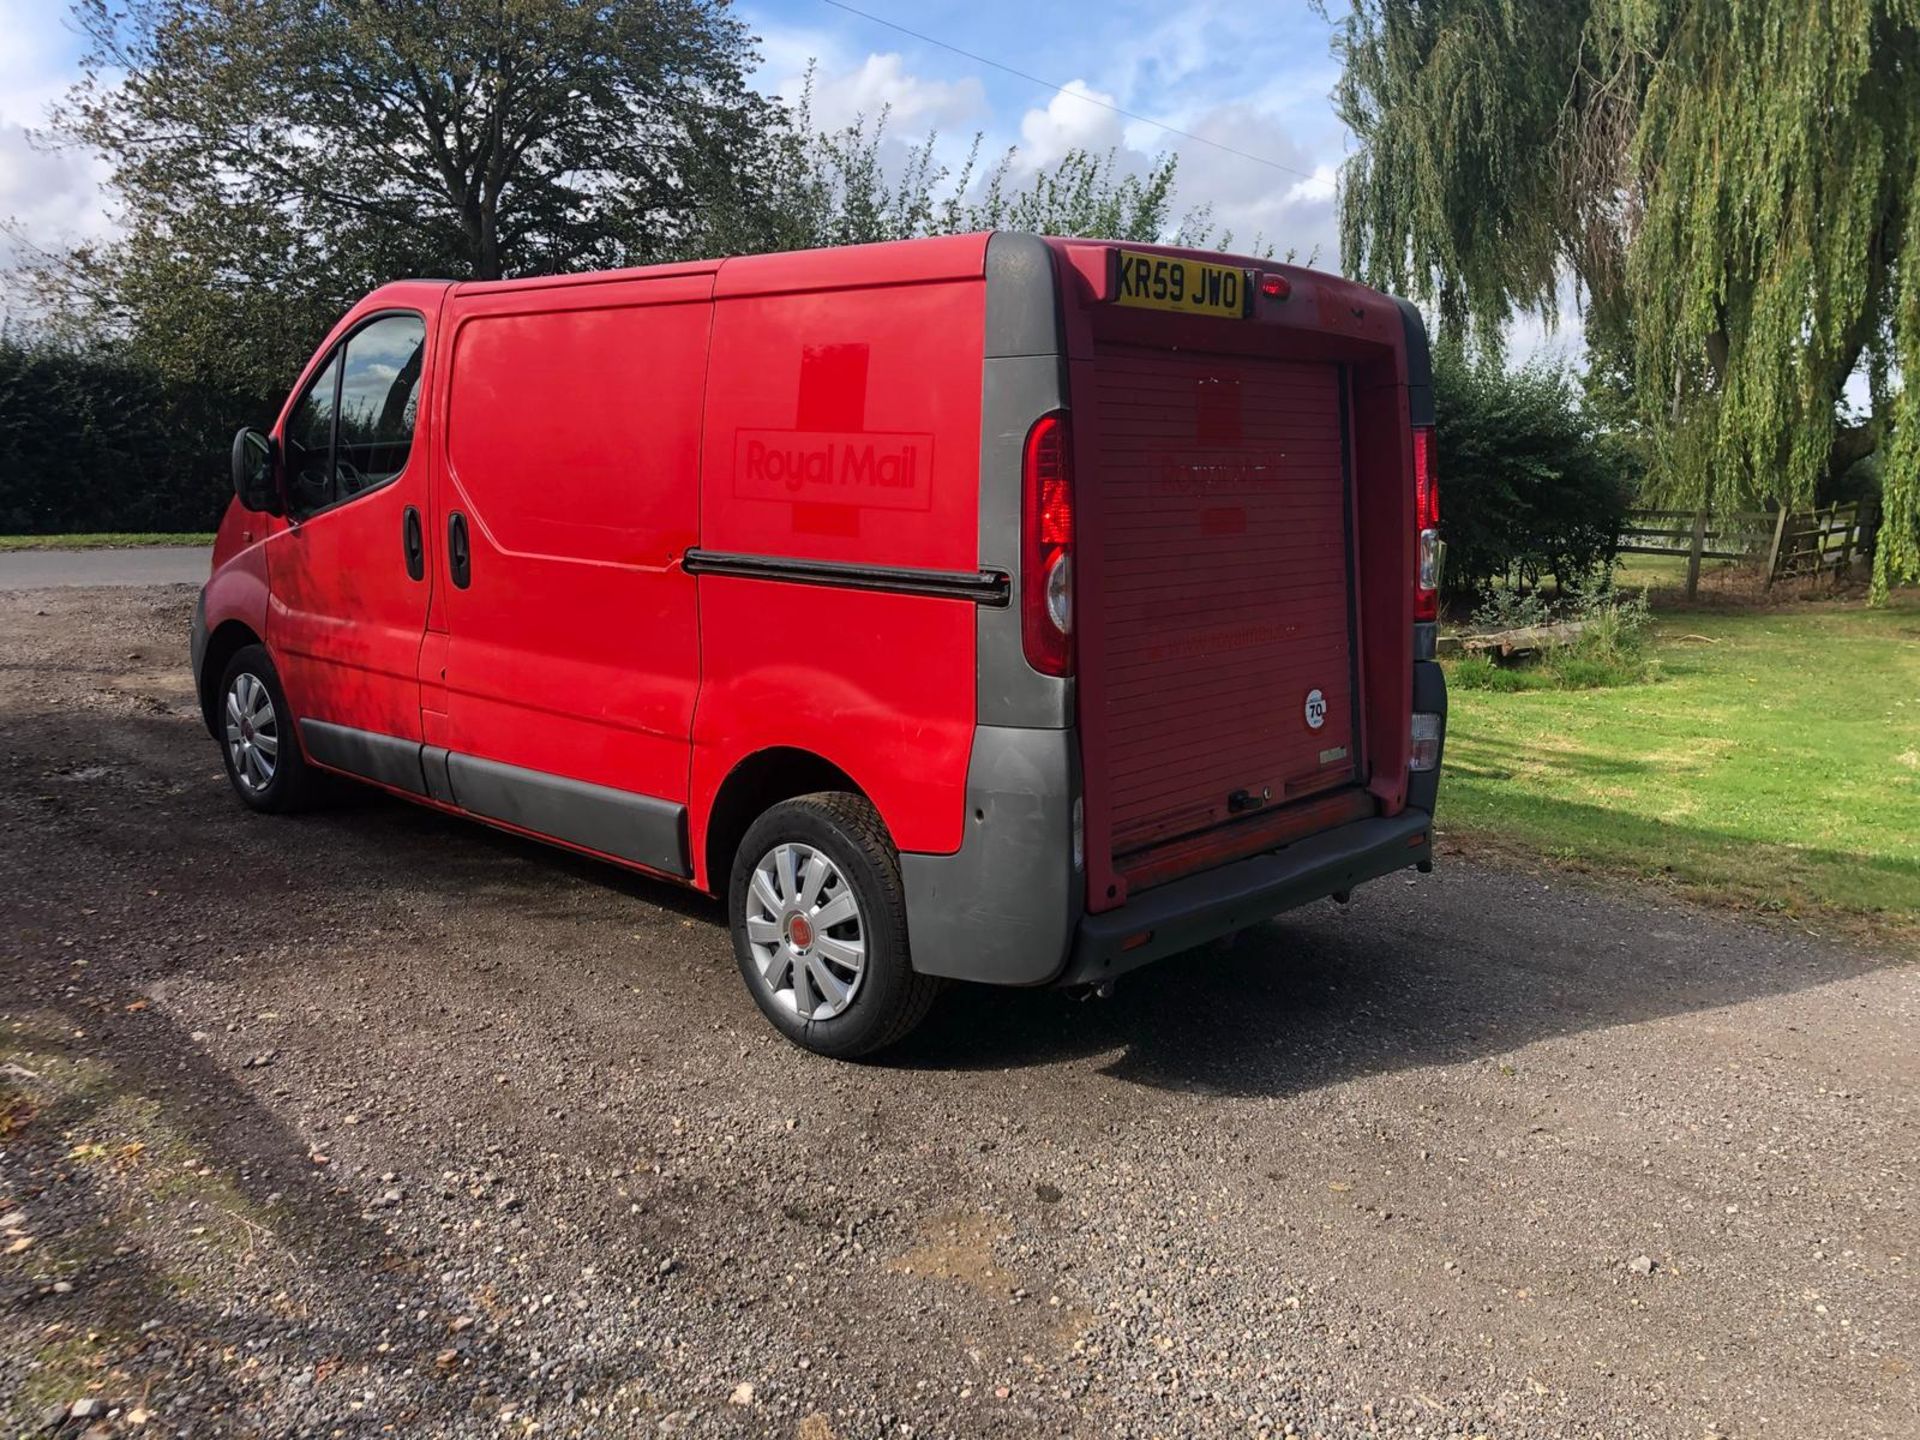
[1,584,1913,1438]
[0,545,209,589]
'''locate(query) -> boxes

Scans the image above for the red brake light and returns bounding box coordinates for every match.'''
[1022,412,1074,677]
[1413,425,1440,622]
[1259,273,1291,300]
[1414,426,1439,529]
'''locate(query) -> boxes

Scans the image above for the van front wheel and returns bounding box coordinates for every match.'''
[728,793,939,1059]
[217,644,323,814]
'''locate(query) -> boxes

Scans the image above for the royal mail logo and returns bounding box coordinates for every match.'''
[734,429,934,511]
[1152,452,1286,495]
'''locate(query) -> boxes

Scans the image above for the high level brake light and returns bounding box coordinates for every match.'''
[1413,425,1441,622]
[1022,412,1074,677]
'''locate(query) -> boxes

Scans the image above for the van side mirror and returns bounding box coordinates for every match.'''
[230,428,281,514]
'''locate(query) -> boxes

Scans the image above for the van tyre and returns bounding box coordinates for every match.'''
[216,644,323,814]
[729,792,940,1059]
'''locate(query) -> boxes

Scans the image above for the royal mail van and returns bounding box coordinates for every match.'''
[192,233,1445,1057]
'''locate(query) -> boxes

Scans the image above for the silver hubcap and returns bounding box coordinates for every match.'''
[224,672,279,793]
[746,842,865,1021]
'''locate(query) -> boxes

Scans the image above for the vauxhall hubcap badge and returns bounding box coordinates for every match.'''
[747,842,868,1022]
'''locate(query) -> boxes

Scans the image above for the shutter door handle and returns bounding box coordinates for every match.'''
[402,505,424,580]
[448,511,471,589]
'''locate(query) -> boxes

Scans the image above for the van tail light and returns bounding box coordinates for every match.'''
[1410,712,1442,771]
[1413,425,1441,622]
[1022,412,1074,677]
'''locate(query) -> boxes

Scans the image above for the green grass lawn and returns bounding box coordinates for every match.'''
[0,532,216,551]
[1611,550,1745,589]
[1441,598,1920,941]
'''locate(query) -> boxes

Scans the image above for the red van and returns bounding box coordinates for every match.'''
[193,233,1445,1057]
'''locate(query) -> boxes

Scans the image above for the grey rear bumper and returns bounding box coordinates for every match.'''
[904,663,1445,988]
[1057,808,1434,987]
[1063,660,1444,986]
[899,725,1081,987]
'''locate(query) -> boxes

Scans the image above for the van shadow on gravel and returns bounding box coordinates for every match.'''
[262,776,1897,1103]
[884,876,1897,1097]
[7,695,1896,1114]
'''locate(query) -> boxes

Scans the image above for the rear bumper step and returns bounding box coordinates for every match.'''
[1057,809,1433,986]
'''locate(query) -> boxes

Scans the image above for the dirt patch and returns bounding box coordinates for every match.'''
[888,1209,1017,1297]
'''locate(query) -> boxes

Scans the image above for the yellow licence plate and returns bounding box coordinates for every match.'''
[1113,250,1252,319]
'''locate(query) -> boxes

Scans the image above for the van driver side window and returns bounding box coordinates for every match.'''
[282,312,426,519]
[284,352,339,518]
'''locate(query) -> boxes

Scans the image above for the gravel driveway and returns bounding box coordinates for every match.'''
[2,586,1914,1439]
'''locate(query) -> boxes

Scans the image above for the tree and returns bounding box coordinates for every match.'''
[1431,351,1636,601]
[28,0,781,398]
[744,72,1240,253]
[1330,0,1920,595]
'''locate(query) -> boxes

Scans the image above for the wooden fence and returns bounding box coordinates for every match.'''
[1619,502,1877,596]
[1764,502,1874,585]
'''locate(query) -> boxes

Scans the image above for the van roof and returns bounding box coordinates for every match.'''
[442,231,997,302]
[381,232,1381,315]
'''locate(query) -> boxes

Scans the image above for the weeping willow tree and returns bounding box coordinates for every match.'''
[1331,0,1920,595]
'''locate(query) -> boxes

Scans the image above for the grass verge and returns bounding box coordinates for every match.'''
[0,532,216,551]
[1440,598,1920,947]
[1449,649,1652,693]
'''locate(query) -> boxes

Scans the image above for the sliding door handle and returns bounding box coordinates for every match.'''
[402,505,424,580]
[448,511,471,589]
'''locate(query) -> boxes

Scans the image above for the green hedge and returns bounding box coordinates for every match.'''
[0,335,272,534]
[1432,351,1636,602]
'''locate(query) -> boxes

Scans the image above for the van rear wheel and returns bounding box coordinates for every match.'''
[728,792,939,1059]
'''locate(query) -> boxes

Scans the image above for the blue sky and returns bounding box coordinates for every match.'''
[739,0,1352,259]
[0,0,1349,266]
[0,0,1574,359]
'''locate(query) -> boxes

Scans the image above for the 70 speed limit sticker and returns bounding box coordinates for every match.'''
[1304,688,1327,730]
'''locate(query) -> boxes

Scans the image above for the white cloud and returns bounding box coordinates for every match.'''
[747,16,991,200]
[752,16,985,139]
[0,124,112,244]
[780,50,986,135]
[1504,274,1588,372]
[0,0,116,290]
[1154,105,1340,262]
[994,83,1343,265]
[1283,162,1337,206]
[1014,80,1127,170]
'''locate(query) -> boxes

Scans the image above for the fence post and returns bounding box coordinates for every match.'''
[1834,503,1858,577]
[1685,506,1709,600]
[1764,504,1791,590]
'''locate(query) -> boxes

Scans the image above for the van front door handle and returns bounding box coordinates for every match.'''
[402,505,424,580]
[448,511,471,589]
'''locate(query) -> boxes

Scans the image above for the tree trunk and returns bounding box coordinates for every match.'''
[1826,417,1881,479]
[477,206,501,281]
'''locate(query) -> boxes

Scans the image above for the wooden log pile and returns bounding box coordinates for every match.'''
[1454,621,1587,659]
